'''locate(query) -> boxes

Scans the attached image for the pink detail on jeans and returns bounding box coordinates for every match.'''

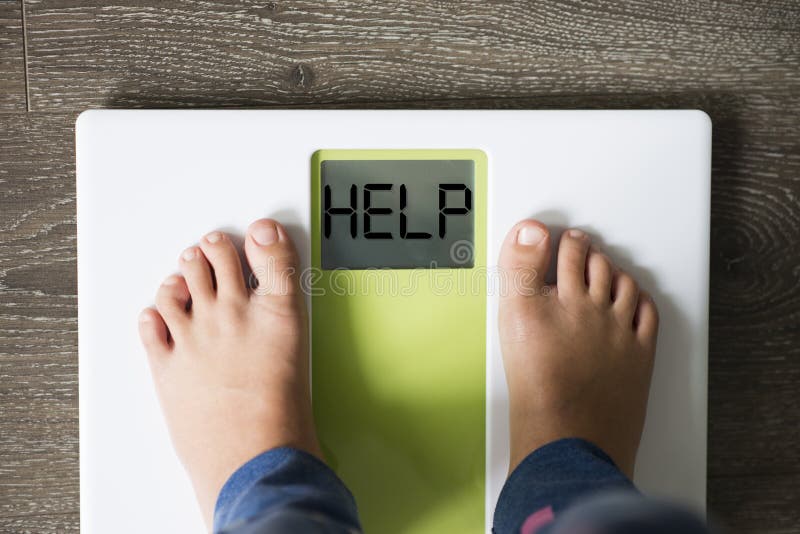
[520,505,555,534]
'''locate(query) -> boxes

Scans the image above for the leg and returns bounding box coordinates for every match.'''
[214,447,360,534]
[494,220,708,533]
[138,219,361,533]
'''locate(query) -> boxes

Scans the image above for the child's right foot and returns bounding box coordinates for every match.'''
[498,220,659,478]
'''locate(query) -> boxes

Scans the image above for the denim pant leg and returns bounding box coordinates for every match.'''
[493,438,710,534]
[214,447,362,534]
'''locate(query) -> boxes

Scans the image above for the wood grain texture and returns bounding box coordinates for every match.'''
[709,473,800,534]
[0,514,79,533]
[1,1,799,533]
[0,113,78,532]
[0,0,26,111]
[23,1,800,110]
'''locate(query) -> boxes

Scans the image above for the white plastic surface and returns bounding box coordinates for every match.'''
[76,110,710,533]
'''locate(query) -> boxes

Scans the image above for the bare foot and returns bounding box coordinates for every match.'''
[498,220,659,478]
[137,219,321,528]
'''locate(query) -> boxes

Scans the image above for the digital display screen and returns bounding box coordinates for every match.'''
[321,160,475,269]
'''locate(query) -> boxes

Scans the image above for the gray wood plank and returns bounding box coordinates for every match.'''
[704,92,800,487]
[23,1,800,110]
[0,513,79,534]
[0,0,26,111]
[709,473,800,534]
[0,113,78,527]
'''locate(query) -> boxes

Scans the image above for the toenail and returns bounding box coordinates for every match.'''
[163,275,179,286]
[138,310,152,323]
[205,231,223,244]
[568,229,586,239]
[517,225,545,246]
[251,223,278,246]
[182,248,198,261]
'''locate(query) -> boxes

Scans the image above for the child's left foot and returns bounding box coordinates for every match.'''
[137,219,321,528]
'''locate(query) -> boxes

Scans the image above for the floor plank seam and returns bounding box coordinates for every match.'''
[20,0,31,112]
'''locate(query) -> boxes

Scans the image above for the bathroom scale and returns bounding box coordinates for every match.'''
[76,109,711,533]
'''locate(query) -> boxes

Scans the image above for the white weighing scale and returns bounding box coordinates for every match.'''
[77,109,710,533]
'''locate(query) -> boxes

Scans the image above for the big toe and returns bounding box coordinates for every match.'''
[498,219,552,300]
[244,219,303,302]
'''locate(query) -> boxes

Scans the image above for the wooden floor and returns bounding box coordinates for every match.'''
[0,1,798,532]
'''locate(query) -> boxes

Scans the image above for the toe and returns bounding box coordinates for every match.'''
[200,231,246,301]
[498,219,551,298]
[556,228,590,298]
[586,247,613,305]
[138,307,170,356]
[244,219,302,299]
[612,271,640,326]
[155,274,191,338]
[634,291,660,347]
[180,246,215,304]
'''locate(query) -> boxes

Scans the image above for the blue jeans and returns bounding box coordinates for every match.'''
[214,438,710,534]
